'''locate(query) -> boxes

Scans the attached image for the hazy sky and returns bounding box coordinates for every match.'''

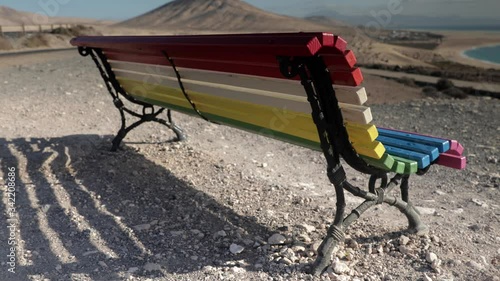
[0,0,498,20]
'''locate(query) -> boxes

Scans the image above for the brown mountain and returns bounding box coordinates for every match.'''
[118,0,341,32]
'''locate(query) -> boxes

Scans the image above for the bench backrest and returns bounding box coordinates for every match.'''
[71,32,465,174]
[71,33,382,156]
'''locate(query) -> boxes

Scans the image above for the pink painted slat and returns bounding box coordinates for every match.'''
[435,153,466,170]
[448,140,464,156]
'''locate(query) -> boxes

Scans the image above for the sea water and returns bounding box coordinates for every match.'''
[464,45,500,65]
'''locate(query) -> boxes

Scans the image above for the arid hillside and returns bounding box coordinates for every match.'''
[118,0,344,32]
[0,5,106,26]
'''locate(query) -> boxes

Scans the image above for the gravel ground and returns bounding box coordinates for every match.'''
[0,52,499,281]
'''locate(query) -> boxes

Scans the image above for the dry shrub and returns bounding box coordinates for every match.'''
[20,34,50,48]
[0,36,13,50]
[51,25,102,37]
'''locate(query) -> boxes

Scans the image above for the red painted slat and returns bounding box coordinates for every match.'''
[104,48,281,67]
[71,33,340,58]
[330,68,364,86]
[323,50,357,70]
[103,51,295,80]
[436,153,466,170]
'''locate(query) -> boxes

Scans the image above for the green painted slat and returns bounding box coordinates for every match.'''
[391,156,418,174]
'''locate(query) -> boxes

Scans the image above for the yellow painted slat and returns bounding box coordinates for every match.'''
[345,122,378,142]
[117,77,384,159]
[351,141,385,159]
[118,78,321,143]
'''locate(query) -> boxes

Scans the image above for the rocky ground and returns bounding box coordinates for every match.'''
[0,51,499,281]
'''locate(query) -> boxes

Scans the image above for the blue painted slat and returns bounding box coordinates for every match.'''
[384,145,430,169]
[377,135,440,162]
[378,128,450,153]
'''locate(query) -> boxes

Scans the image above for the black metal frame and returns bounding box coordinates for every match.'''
[78,47,185,151]
[279,56,428,275]
[80,44,429,276]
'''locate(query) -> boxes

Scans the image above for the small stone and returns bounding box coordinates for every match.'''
[399,235,410,245]
[229,244,245,254]
[292,245,306,252]
[281,257,293,265]
[98,261,108,268]
[434,190,446,196]
[133,224,151,231]
[431,259,442,271]
[260,163,268,168]
[377,245,384,254]
[214,230,227,239]
[399,245,412,255]
[466,260,485,271]
[471,198,488,208]
[426,252,438,263]
[170,230,184,237]
[417,207,436,215]
[55,265,62,271]
[83,250,99,256]
[144,262,162,272]
[128,267,139,273]
[254,263,263,269]
[297,224,316,233]
[431,235,440,243]
[366,244,373,254]
[423,273,433,281]
[332,258,350,275]
[346,238,359,249]
[268,233,286,245]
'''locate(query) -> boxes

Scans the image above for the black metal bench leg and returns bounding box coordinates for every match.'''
[311,168,346,276]
[110,107,186,152]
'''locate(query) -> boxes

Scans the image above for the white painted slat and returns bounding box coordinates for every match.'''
[339,104,372,124]
[334,86,368,105]
[116,70,372,124]
[110,60,367,105]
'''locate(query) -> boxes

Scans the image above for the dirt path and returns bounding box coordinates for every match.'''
[0,52,498,281]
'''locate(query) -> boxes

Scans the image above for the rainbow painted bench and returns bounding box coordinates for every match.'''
[71,33,466,275]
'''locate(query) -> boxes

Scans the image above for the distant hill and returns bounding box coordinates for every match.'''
[0,5,105,26]
[118,0,342,32]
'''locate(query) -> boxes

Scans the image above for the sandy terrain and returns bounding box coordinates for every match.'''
[0,43,499,281]
[435,31,500,69]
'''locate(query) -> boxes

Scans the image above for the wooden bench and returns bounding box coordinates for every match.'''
[70,33,466,275]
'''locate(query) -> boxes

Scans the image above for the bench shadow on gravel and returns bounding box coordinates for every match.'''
[0,135,274,281]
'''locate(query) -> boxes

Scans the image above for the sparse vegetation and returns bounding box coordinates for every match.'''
[436,78,454,91]
[0,36,13,50]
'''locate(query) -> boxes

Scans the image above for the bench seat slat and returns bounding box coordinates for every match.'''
[115,72,372,124]
[391,156,419,174]
[377,135,440,162]
[384,145,430,169]
[448,140,464,156]
[378,128,450,153]
[361,154,396,172]
[435,153,467,170]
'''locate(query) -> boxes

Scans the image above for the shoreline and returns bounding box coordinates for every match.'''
[460,43,500,67]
